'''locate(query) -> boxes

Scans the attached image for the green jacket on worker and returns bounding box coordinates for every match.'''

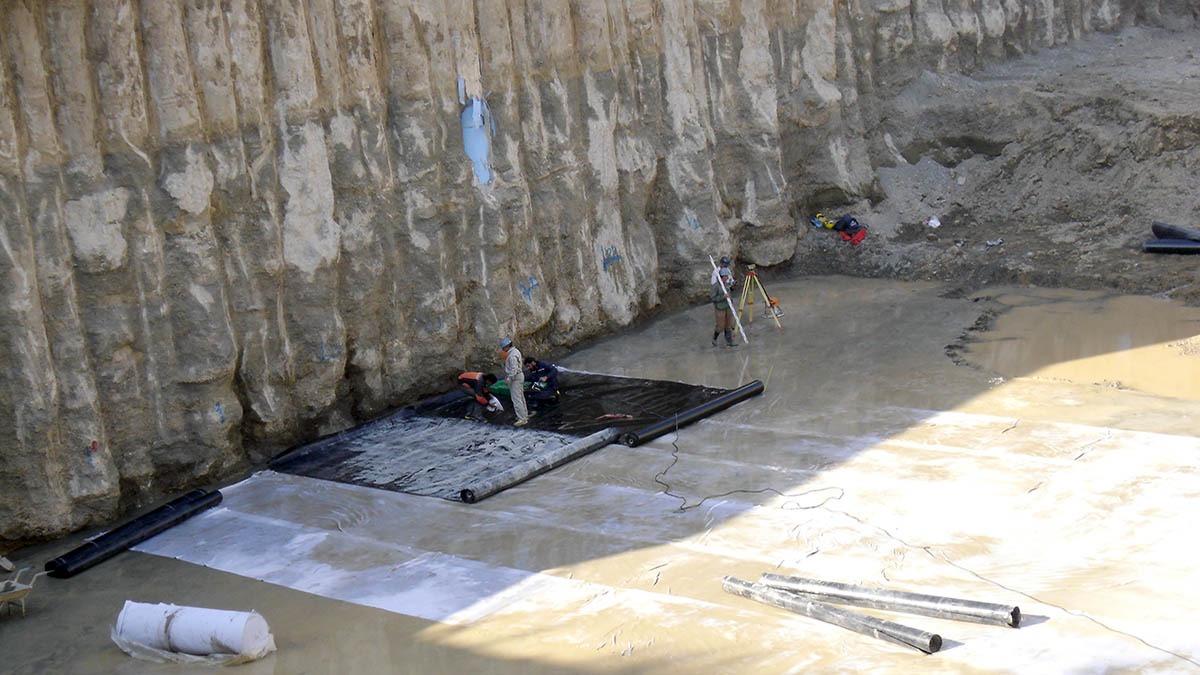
[711,281,731,311]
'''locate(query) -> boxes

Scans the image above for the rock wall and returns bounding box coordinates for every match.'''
[0,0,1181,544]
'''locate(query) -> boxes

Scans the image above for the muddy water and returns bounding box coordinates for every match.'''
[964,289,1200,401]
[5,277,1200,674]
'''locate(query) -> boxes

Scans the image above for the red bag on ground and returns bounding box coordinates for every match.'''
[841,229,866,245]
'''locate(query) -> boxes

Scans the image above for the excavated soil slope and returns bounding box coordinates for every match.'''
[793,26,1200,305]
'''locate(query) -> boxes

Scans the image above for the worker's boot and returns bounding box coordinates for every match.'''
[712,331,719,346]
[724,330,737,347]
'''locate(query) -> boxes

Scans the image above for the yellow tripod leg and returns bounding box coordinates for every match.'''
[744,278,753,326]
[755,276,783,330]
[736,276,752,328]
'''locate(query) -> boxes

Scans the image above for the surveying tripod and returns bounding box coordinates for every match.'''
[736,264,784,331]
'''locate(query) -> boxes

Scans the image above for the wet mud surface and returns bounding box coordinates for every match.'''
[961,288,1200,400]
[5,277,1200,673]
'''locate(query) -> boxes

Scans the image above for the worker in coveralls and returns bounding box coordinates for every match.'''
[499,338,530,427]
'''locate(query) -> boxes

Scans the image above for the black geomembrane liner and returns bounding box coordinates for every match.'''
[416,371,731,436]
[269,372,732,501]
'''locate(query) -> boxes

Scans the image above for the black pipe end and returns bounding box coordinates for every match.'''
[620,433,639,447]
[44,558,68,578]
[1011,606,1021,628]
[927,634,943,653]
[460,489,477,504]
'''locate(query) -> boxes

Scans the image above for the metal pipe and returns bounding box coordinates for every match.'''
[619,380,764,447]
[459,428,620,503]
[759,574,1020,627]
[723,576,942,653]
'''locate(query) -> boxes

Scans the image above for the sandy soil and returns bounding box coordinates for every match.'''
[794,25,1200,306]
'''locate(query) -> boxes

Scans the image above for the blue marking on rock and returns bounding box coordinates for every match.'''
[461,97,492,185]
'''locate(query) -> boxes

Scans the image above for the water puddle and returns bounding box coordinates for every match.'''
[965,289,1200,400]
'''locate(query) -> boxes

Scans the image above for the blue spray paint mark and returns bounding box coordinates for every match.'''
[685,214,701,230]
[461,97,493,185]
[216,403,226,424]
[601,245,623,271]
[319,343,343,362]
[519,276,539,300]
[425,315,447,335]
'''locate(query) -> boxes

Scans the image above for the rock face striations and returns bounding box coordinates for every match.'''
[0,0,1188,543]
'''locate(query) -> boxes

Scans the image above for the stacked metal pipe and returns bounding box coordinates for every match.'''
[722,573,1021,654]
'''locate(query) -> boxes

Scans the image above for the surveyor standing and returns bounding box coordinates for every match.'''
[499,338,530,427]
[710,256,738,347]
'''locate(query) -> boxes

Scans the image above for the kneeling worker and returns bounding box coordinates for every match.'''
[458,371,501,420]
[523,357,560,405]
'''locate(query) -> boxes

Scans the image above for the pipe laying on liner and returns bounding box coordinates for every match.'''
[722,576,942,654]
[45,489,223,578]
[759,574,1020,627]
[620,380,764,447]
[460,427,620,503]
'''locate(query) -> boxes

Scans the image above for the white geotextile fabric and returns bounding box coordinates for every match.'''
[111,601,276,666]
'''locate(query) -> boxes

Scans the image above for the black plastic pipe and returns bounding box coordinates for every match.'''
[1143,238,1200,254]
[723,576,942,654]
[1151,221,1200,242]
[44,489,222,578]
[760,574,1020,627]
[460,428,620,503]
[620,380,764,447]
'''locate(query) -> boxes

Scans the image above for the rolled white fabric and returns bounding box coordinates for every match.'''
[114,601,275,661]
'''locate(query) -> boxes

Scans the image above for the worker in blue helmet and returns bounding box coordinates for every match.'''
[709,256,737,347]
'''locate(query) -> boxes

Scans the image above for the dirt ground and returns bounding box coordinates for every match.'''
[4,276,1199,673]
[794,25,1200,306]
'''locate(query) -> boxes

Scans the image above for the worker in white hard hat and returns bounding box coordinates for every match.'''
[499,338,530,427]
